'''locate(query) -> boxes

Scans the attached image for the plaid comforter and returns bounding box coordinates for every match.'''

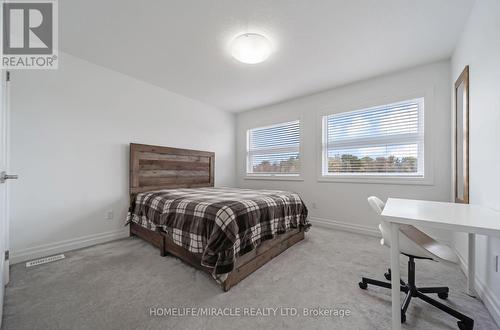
[128,187,309,274]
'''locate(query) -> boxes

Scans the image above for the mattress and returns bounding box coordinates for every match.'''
[128,187,309,274]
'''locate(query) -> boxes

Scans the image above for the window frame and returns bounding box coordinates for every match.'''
[245,119,303,180]
[317,95,433,185]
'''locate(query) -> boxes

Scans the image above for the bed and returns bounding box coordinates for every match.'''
[127,143,309,291]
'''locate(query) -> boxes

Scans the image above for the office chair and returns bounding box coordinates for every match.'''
[358,196,474,330]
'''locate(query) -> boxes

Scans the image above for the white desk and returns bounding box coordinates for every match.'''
[382,198,500,330]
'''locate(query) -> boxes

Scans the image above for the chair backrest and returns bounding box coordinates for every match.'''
[366,196,458,263]
[367,196,390,246]
[367,196,385,215]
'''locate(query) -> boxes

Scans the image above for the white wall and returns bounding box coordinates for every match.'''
[9,52,235,263]
[451,0,500,324]
[236,61,452,241]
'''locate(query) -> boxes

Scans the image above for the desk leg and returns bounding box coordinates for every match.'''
[467,233,476,297]
[390,223,401,330]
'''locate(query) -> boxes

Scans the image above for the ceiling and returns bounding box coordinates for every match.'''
[60,0,474,112]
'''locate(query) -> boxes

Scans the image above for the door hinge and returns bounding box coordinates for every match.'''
[5,250,9,261]
[6,71,10,82]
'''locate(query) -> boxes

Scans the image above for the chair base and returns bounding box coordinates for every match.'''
[359,257,474,330]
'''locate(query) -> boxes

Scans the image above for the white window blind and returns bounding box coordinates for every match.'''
[322,98,424,177]
[247,120,300,175]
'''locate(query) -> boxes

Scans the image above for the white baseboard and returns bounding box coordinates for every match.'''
[455,248,500,327]
[309,217,451,245]
[10,228,129,264]
[309,217,380,237]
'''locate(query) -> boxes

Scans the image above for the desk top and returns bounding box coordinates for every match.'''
[382,198,500,237]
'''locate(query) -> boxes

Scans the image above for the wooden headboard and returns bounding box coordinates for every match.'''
[129,143,215,196]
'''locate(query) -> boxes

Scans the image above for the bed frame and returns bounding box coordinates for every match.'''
[129,143,305,291]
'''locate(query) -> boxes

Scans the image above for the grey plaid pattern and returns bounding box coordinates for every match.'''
[128,187,309,274]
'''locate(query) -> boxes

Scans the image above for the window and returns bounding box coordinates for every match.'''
[247,120,300,176]
[322,98,424,178]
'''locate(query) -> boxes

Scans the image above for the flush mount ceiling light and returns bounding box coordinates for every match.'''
[231,33,273,64]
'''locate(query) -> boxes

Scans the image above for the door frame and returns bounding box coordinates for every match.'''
[0,69,11,327]
[1,70,10,285]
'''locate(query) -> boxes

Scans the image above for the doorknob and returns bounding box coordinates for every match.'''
[0,171,18,183]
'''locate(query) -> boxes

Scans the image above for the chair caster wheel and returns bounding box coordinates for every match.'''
[358,282,367,290]
[438,292,448,299]
[457,320,473,330]
[401,314,406,323]
[384,272,391,281]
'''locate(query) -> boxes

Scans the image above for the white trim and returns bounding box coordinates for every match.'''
[310,216,451,245]
[4,69,11,286]
[309,217,380,237]
[10,228,129,264]
[455,248,500,328]
[476,275,500,328]
[0,66,9,330]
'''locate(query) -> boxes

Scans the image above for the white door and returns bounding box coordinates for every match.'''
[0,70,13,325]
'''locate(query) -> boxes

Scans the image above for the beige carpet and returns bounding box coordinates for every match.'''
[1,227,498,330]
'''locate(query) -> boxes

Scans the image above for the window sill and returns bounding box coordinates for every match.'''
[244,175,304,182]
[317,175,433,186]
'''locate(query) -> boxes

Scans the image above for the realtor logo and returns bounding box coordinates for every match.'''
[1,0,58,69]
